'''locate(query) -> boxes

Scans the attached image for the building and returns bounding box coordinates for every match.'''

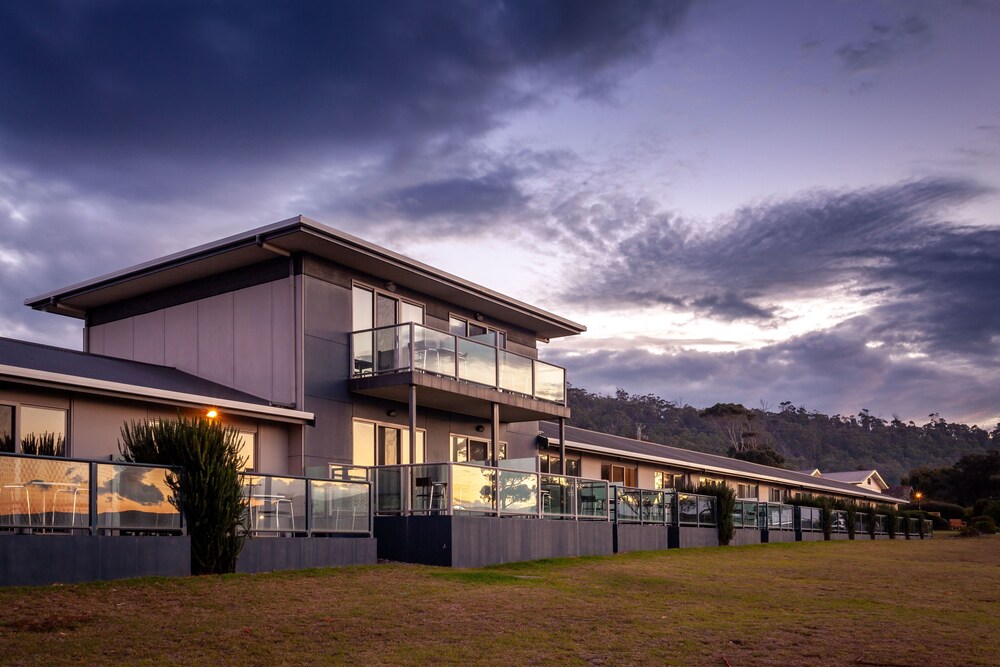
[2,216,912,579]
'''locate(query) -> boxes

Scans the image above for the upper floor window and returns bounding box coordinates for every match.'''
[353,419,426,466]
[449,316,506,349]
[601,463,637,487]
[235,431,256,472]
[451,435,505,464]
[539,453,580,477]
[737,483,759,499]
[353,284,424,331]
[20,405,67,457]
[0,404,13,453]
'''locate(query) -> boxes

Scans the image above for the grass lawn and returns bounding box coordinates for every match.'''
[1,535,997,666]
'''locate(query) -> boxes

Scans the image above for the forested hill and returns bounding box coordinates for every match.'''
[566,387,1000,485]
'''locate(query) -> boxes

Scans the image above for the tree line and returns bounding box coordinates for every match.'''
[566,386,1000,485]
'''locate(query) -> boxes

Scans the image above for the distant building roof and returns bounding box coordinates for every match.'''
[821,470,890,491]
[540,422,899,504]
[0,337,312,423]
[796,468,822,476]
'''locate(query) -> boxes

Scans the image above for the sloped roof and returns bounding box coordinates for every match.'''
[540,422,900,504]
[25,215,585,340]
[0,337,312,423]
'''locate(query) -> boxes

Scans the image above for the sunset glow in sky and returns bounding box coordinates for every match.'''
[1,1,998,426]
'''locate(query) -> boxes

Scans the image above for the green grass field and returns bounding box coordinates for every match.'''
[1,535,997,666]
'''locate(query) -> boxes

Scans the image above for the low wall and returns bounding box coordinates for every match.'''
[236,536,377,573]
[677,525,719,548]
[0,534,190,587]
[375,516,614,567]
[765,530,797,543]
[615,524,670,553]
[830,532,851,540]
[797,530,825,542]
[732,528,762,546]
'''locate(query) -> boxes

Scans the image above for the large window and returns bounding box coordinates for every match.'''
[353,419,425,466]
[449,316,505,349]
[353,283,424,331]
[0,404,12,453]
[539,453,580,477]
[654,471,678,490]
[737,483,759,500]
[451,435,505,464]
[601,463,637,487]
[20,405,67,457]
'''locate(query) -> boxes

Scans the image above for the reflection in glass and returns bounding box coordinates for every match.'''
[413,325,456,377]
[617,489,640,523]
[410,464,449,513]
[0,405,12,453]
[374,466,404,514]
[499,469,537,515]
[458,338,496,386]
[498,350,532,395]
[20,405,66,457]
[577,480,608,519]
[97,464,180,531]
[451,464,494,513]
[540,475,573,516]
[1,454,89,528]
[352,330,374,377]
[534,361,565,403]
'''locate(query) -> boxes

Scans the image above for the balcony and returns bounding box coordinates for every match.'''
[349,323,569,421]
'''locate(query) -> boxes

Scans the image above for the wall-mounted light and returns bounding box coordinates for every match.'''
[385,281,397,292]
[475,424,485,433]
[206,408,219,419]
[387,409,397,417]
[475,312,484,322]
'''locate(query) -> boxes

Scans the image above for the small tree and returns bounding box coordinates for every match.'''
[866,505,877,539]
[697,480,736,546]
[120,417,247,575]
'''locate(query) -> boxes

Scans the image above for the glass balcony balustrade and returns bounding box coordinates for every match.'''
[347,462,610,520]
[351,323,567,404]
[1,452,182,533]
[242,472,372,536]
[762,503,795,531]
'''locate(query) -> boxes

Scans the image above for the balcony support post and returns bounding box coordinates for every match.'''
[559,417,567,475]
[490,402,500,468]
[409,383,417,464]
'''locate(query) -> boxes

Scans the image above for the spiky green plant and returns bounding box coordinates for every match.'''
[866,505,877,539]
[119,417,248,575]
[696,480,736,546]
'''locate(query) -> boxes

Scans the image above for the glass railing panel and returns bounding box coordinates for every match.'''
[374,324,410,374]
[640,490,666,524]
[678,493,698,524]
[499,469,538,516]
[310,480,370,533]
[458,338,497,387]
[743,501,759,528]
[498,350,533,396]
[410,464,449,514]
[96,463,180,531]
[616,487,640,523]
[540,475,573,517]
[413,325,457,378]
[374,466,405,514]
[832,510,848,532]
[244,475,307,533]
[534,360,565,403]
[451,464,495,514]
[577,480,609,519]
[0,454,90,529]
[663,490,676,525]
[352,330,374,377]
[697,495,716,526]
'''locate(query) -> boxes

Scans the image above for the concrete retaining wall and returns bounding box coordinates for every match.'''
[615,524,670,553]
[677,526,719,548]
[236,536,376,573]
[732,528,762,546]
[766,530,797,543]
[0,534,190,587]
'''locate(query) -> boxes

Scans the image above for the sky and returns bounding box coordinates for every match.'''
[1,0,998,427]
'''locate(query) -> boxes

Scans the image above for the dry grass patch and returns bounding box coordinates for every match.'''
[0,536,997,666]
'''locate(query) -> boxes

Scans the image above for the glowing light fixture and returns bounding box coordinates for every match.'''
[206,408,219,419]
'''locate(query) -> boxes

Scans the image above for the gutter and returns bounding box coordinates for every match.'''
[0,364,315,425]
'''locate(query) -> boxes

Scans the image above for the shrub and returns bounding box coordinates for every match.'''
[970,516,998,534]
[696,480,736,546]
[919,500,967,521]
[972,500,1000,525]
[957,524,981,538]
[119,417,248,575]
[866,505,877,539]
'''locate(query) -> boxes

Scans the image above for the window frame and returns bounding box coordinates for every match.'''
[352,281,426,331]
[18,403,68,457]
[450,433,506,464]
[447,314,506,349]
[352,418,426,466]
[0,403,13,454]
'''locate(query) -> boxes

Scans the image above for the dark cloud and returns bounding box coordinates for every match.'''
[0,0,691,193]
[567,178,999,356]
[546,314,999,427]
[835,14,929,74]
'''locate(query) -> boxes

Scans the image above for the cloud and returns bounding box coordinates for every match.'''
[0,1,691,196]
[835,14,930,74]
